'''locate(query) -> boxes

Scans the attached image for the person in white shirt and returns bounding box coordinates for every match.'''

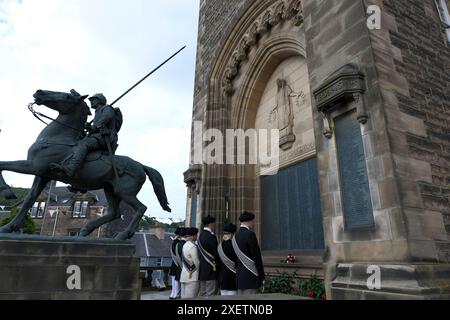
[180,227,200,299]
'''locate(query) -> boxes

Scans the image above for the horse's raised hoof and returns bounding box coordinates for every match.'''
[78,228,91,237]
[0,223,19,234]
[0,186,17,200]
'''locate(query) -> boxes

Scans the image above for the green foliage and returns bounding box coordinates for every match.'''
[0,187,30,207]
[263,273,326,300]
[263,273,296,294]
[0,208,37,235]
[139,216,157,230]
[139,215,185,231]
[295,276,326,300]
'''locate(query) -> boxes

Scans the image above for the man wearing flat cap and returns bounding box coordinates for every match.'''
[218,223,238,296]
[197,215,220,296]
[232,211,265,295]
[180,228,200,299]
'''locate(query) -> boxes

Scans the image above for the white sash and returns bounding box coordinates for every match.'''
[218,243,236,274]
[232,236,258,277]
[171,242,180,267]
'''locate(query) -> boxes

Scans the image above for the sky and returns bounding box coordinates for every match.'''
[0,0,200,221]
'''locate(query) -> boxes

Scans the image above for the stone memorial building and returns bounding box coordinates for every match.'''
[184,0,450,299]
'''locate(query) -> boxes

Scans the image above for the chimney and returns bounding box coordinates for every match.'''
[150,227,166,241]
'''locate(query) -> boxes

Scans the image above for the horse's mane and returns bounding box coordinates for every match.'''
[80,101,92,116]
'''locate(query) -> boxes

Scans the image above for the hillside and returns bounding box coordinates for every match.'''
[0,188,30,208]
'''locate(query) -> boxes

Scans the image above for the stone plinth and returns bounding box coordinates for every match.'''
[190,294,309,300]
[331,263,450,300]
[0,234,140,300]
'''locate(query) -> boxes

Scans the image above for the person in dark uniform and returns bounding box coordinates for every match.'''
[51,93,119,178]
[218,223,238,296]
[197,215,220,297]
[175,227,188,298]
[232,211,265,295]
[169,227,181,300]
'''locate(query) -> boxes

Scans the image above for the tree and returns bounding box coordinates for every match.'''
[138,215,185,231]
[0,208,36,235]
[139,216,158,230]
[0,187,30,207]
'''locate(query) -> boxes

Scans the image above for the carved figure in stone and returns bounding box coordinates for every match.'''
[269,78,297,150]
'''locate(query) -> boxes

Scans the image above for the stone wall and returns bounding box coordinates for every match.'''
[303,0,450,298]
[37,206,107,237]
[190,0,252,163]
[194,0,252,95]
[0,235,140,300]
[380,0,450,261]
[303,0,408,265]
[188,0,450,299]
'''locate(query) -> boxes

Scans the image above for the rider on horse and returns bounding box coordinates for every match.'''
[52,93,121,178]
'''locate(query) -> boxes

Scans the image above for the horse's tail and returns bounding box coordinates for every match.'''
[143,165,171,213]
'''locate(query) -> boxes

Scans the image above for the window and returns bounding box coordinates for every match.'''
[81,201,88,218]
[72,201,89,218]
[30,203,38,218]
[30,202,46,219]
[436,0,450,43]
[68,229,80,237]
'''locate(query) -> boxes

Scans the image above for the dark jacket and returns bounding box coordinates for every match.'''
[233,227,265,290]
[197,229,220,281]
[175,239,186,282]
[218,239,238,291]
[169,238,180,276]
[90,105,118,149]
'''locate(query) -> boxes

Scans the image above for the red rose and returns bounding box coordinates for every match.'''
[292,287,300,293]
[307,291,315,298]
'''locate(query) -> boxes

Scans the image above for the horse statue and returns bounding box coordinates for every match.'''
[0,89,171,240]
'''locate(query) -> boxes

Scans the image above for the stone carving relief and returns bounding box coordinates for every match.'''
[313,64,368,139]
[222,0,304,96]
[268,78,306,151]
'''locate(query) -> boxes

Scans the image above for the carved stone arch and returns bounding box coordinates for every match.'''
[260,9,273,31]
[287,0,302,16]
[225,33,308,238]
[232,35,307,130]
[286,0,303,25]
[256,15,268,35]
[248,22,260,45]
[272,1,288,26]
[203,0,306,227]
[215,2,304,98]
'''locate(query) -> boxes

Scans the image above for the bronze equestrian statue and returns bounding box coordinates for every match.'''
[0,89,171,240]
[51,93,120,179]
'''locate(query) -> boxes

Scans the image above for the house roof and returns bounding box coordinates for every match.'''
[0,186,109,208]
[45,187,108,207]
[131,232,172,258]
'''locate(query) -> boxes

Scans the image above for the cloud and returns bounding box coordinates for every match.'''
[0,0,199,220]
